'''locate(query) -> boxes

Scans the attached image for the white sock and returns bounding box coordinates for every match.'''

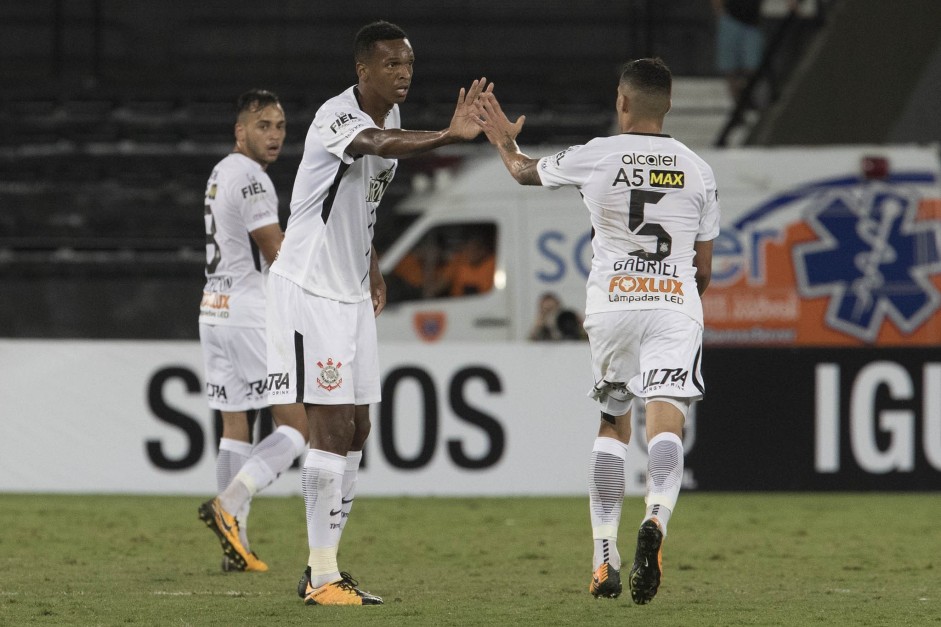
[219,425,306,515]
[303,449,346,588]
[589,437,628,571]
[217,438,252,548]
[216,438,252,493]
[339,450,361,534]
[644,432,684,536]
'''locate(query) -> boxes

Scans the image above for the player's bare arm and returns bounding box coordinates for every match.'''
[369,244,387,316]
[693,239,714,295]
[473,92,541,186]
[348,78,490,159]
[250,223,284,265]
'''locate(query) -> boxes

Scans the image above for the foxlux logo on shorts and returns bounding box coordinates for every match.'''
[608,275,684,304]
[317,358,343,392]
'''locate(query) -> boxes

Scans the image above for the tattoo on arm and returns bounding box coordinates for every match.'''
[498,137,541,186]
[514,160,541,185]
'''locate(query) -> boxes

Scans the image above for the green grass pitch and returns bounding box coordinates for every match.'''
[0,493,937,626]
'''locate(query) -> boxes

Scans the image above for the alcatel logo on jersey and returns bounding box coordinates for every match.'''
[621,153,676,166]
[241,181,267,198]
[329,113,357,134]
[649,170,685,188]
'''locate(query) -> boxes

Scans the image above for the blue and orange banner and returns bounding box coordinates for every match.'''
[702,146,941,347]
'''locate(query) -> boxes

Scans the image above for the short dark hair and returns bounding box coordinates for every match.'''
[354,20,408,62]
[235,89,280,119]
[619,57,672,96]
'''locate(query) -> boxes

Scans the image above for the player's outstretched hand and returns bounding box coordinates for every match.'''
[473,91,526,147]
[449,78,493,141]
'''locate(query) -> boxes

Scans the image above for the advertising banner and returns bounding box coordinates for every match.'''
[693,348,941,490]
[0,340,644,496]
[702,146,941,346]
[2,340,939,494]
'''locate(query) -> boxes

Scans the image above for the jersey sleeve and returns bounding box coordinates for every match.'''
[239,170,280,232]
[697,162,721,241]
[536,144,588,188]
[315,102,378,165]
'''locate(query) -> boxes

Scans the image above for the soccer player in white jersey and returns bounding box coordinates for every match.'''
[263,21,490,606]
[196,89,309,573]
[473,58,719,605]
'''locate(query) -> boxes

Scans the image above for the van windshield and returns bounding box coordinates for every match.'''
[384,222,497,304]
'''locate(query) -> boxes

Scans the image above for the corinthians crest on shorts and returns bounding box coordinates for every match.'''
[316,358,343,391]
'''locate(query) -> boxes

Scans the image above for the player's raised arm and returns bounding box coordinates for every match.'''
[473,92,541,186]
[348,78,490,159]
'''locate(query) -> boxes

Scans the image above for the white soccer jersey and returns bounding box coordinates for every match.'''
[271,86,399,303]
[537,133,720,325]
[199,152,279,327]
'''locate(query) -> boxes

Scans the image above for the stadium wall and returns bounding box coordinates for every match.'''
[0,0,717,96]
[2,339,939,496]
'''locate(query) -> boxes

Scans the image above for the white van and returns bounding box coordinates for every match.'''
[378,151,588,342]
[377,144,941,344]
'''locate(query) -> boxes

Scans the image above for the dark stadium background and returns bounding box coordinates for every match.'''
[7,0,940,338]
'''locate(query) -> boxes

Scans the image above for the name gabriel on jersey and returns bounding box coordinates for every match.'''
[613,258,679,276]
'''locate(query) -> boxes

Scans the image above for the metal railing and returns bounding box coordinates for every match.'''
[714,2,829,147]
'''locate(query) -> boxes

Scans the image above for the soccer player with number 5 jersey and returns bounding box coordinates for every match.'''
[473,58,720,605]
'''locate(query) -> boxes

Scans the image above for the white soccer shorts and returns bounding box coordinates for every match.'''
[265,272,381,406]
[198,323,269,411]
[584,309,704,416]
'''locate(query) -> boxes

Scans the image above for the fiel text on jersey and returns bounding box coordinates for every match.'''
[241,181,268,198]
[330,113,357,134]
